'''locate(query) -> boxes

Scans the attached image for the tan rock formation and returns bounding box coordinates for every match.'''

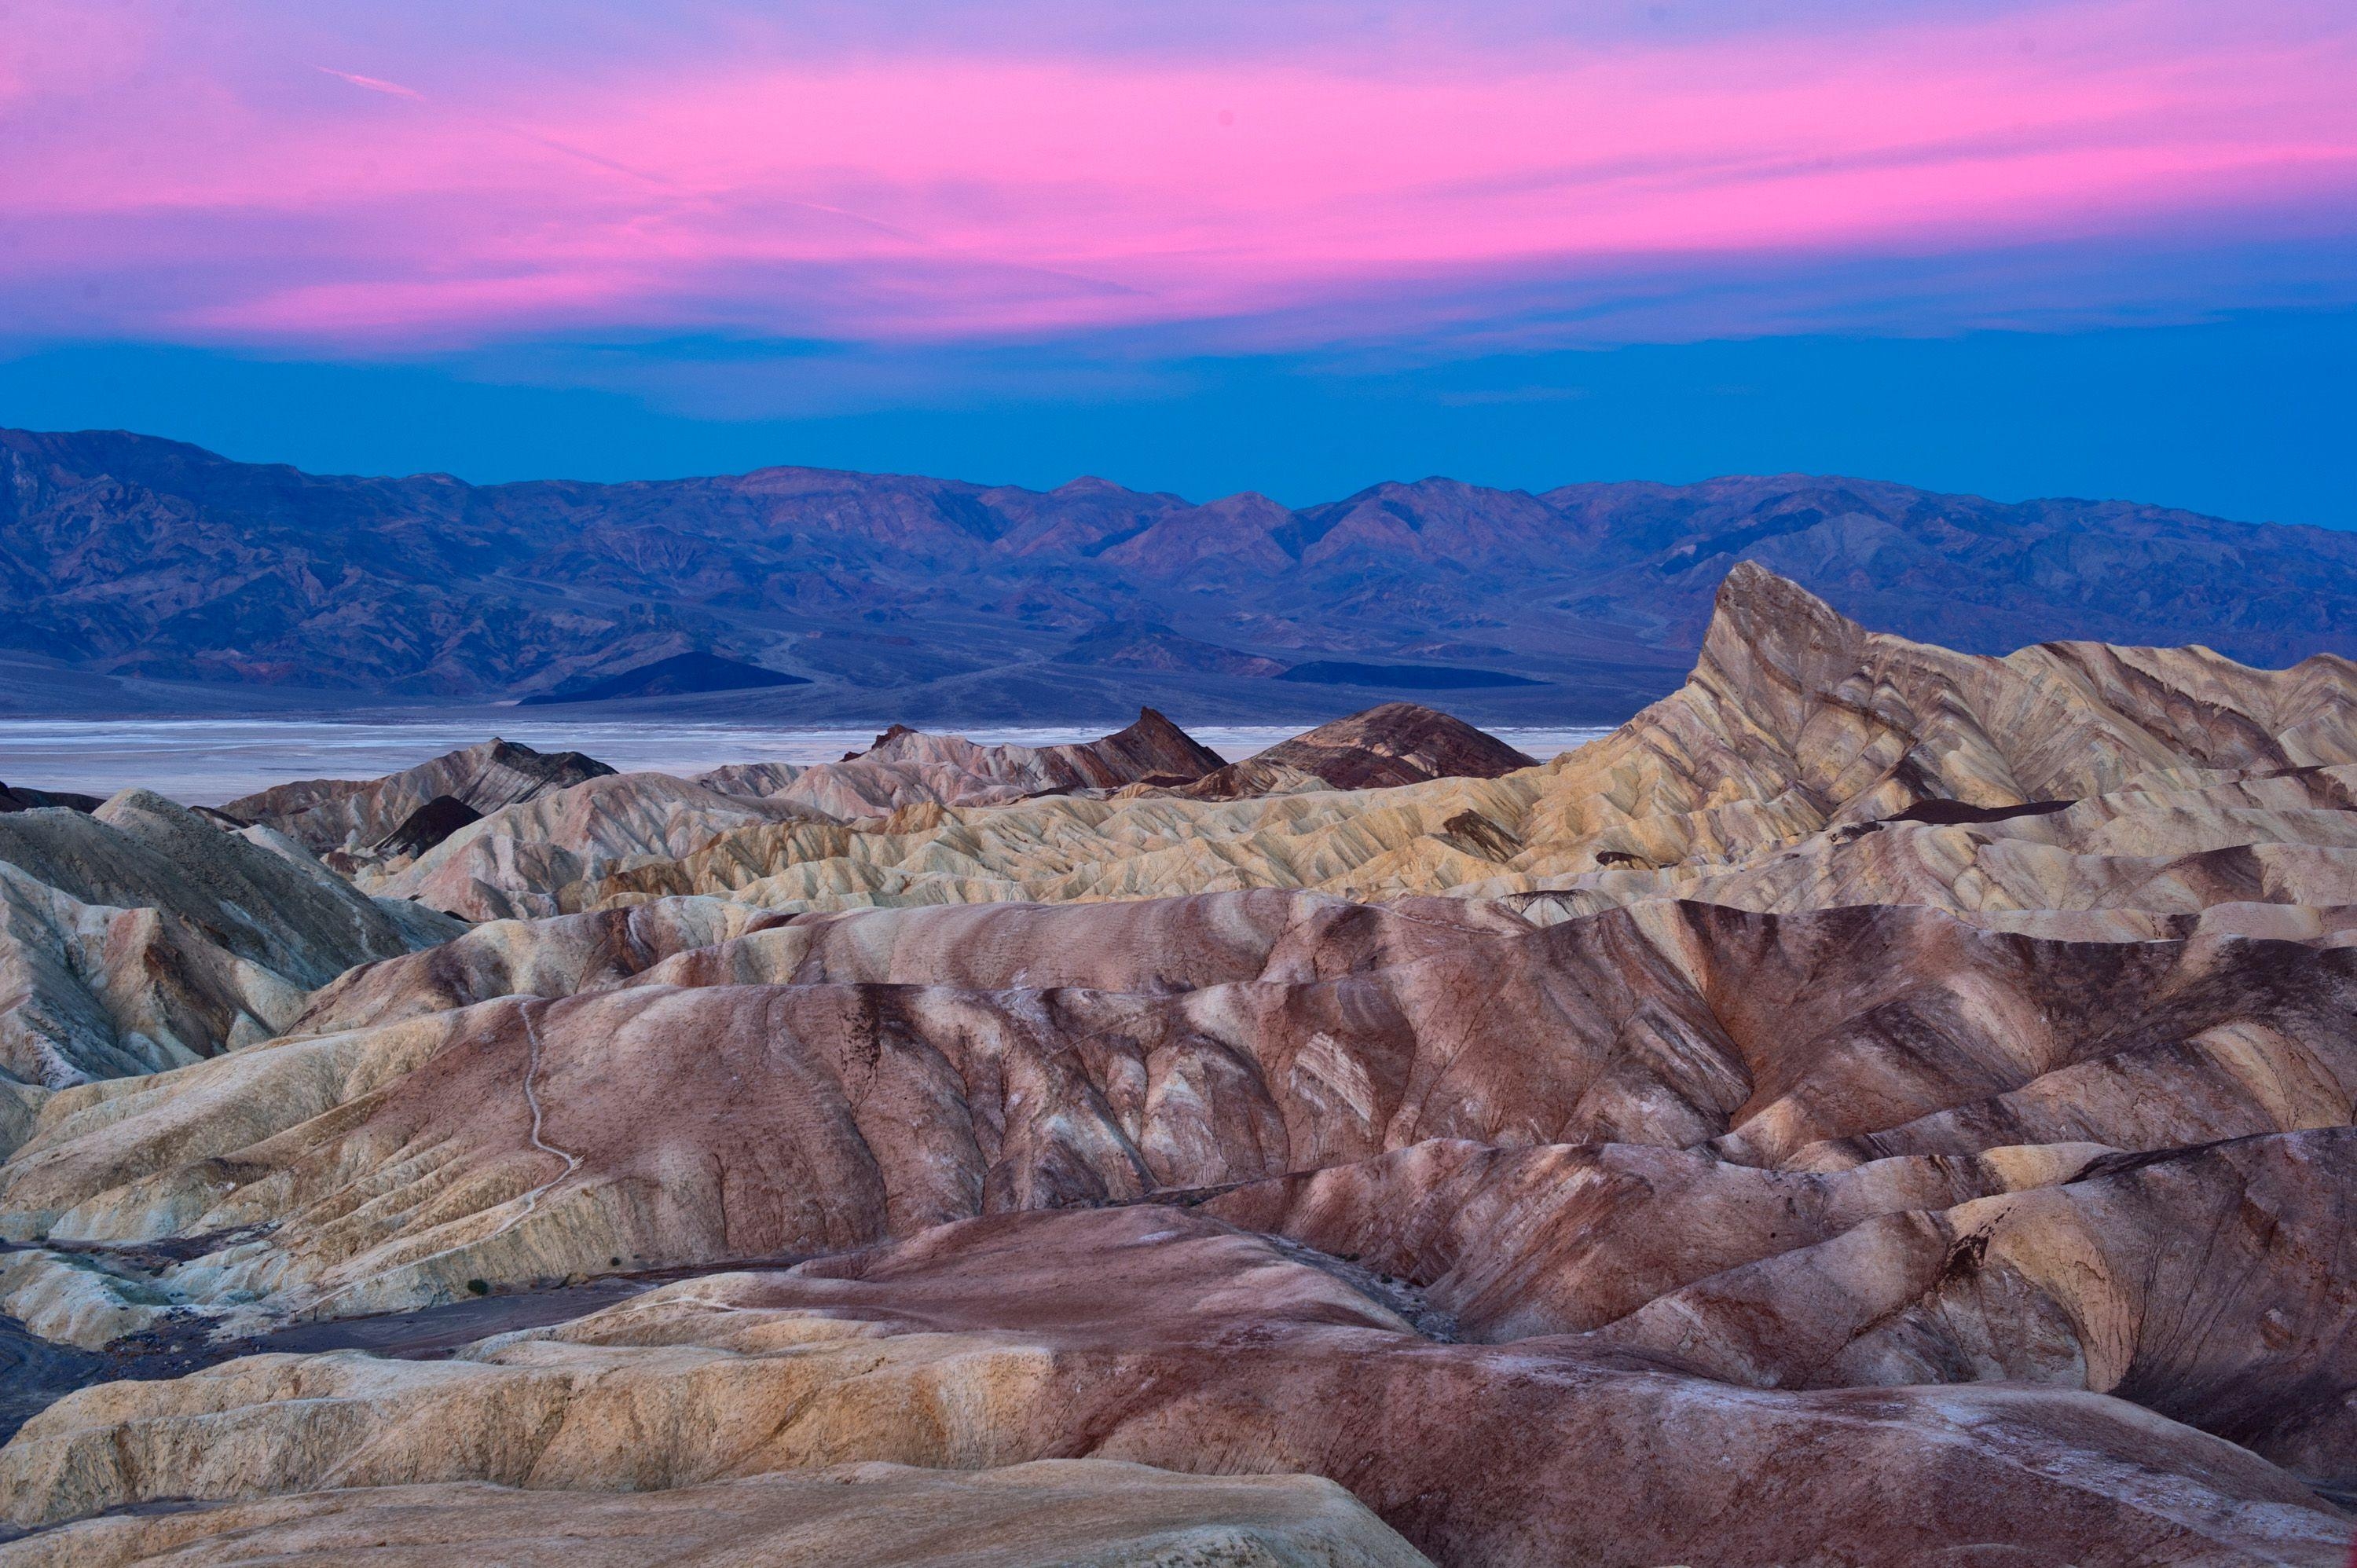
[412,566,2352,926]
[291,896,790,1035]
[5,564,2356,1565]
[0,791,460,1087]
[1,1460,1430,1568]
[1200,1127,2357,1478]
[1588,1127,2357,1478]
[364,773,837,921]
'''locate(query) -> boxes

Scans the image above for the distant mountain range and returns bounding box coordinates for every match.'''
[5,426,2354,723]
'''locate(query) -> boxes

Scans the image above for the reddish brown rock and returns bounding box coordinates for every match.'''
[698,707,1227,819]
[3,1207,2345,1566]
[8,893,2355,1350]
[1181,703,1538,797]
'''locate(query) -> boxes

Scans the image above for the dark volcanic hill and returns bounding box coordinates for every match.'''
[519,650,811,705]
[6,426,2355,722]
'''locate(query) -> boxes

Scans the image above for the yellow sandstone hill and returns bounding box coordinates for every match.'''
[357,564,2357,929]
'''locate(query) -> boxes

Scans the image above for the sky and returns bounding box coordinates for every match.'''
[2,0,2352,522]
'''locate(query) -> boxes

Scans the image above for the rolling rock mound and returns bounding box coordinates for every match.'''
[0,791,459,1090]
[363,772,841,921]
[695,705,1226,817]
[382,564,2357,926]
[9,892,2356,1339]
[3,1207,2348,1566]
[347,712,1237,922]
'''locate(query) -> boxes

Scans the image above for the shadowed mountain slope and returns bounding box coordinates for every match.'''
[11,427,2357,720]
[1182,702,1537,797]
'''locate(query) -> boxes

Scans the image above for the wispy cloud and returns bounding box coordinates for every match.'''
[3,0,2352,357]
[314,67,424,100]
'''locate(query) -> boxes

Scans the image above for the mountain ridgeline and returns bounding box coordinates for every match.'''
[5,426,2356,722]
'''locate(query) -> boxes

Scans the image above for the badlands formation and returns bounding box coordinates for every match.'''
[0,565,2352,1564]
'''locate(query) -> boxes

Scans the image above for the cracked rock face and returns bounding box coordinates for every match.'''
[5,563,2357,1566]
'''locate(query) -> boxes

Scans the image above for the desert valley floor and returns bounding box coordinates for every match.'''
[0,563,2352,1566]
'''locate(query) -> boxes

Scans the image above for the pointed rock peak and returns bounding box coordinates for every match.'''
[1714,559,1833,616]
[1109,707,1227,775]
[861,722,923,757]
[1702,562,1869,675]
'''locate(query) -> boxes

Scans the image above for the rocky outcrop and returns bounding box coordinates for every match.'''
[363,773,838,921]
[1182,703,1538,797]
[223,740,614,858]
[1200,1127,2357,1478]
[698,708,1226,819]
[6,1460,1430,1568]
[290,896,793,1036]
[0,791,460,1087]
[2,1207,2345,1566]
[509,566,2357,925]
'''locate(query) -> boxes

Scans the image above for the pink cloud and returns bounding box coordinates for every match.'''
[3,0,2352,349]
[315,68,424,101]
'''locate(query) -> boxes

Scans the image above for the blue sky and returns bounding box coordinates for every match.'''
[2,0,2352,523]
[5,306,2351,526]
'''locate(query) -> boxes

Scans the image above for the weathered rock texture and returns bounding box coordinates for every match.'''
[2,1208,2346,1566]
[0,791,460,1087]
[0,1459,1430,1568]
[365,774,838,921]
[5,563,2357,1566]
[5,893,2353,1383]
